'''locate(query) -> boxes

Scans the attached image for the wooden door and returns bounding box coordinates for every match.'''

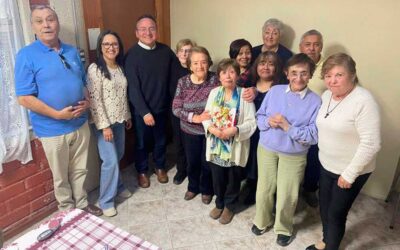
[82,0,170,63]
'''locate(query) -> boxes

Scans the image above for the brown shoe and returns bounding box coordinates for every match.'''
[82,204,103,216]
[138,173,150,188]
[209,207,223,220]
[219,207,234,224]
[201,194,212,204]
[155,169,169,183]
[184,191,198,200]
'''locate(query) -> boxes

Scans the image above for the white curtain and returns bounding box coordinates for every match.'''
[0,0,32,173]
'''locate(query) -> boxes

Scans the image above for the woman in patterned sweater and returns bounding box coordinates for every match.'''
[87,30,132,217]
[172,46,219,204]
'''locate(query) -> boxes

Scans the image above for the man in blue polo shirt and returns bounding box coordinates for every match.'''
[14,5,102,216]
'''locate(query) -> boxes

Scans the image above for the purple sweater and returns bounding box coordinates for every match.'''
[172,72,219,135]
[256,84,321,155]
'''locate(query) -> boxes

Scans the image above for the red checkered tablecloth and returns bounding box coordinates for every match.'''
[3,209,161,250]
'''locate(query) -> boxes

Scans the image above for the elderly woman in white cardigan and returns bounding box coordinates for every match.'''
[203,58,256,225]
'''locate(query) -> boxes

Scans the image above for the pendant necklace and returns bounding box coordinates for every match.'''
[324,87,354,118]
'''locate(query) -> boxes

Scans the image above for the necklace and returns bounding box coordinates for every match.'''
[324,87,354,118]
[108,66,119,79]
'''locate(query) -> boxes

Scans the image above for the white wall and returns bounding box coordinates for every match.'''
[171,0,400,199]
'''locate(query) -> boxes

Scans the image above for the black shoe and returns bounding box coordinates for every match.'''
[251,224,269,236]
[173,173,186,185]
[303,191,319,207]
[305,244,320,250]
[276,234,294,247]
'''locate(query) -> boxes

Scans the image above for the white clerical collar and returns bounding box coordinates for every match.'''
[138,41,156,50]
[285,85,308,99]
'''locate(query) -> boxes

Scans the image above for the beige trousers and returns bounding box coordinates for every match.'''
[40,122,90,210]
[254,145,307,236]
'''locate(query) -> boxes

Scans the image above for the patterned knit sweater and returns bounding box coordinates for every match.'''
[172,72,219,135]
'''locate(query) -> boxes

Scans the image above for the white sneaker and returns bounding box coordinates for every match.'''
[103,207,117,217]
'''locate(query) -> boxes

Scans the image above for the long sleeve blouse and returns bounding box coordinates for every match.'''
[87,63,131,130]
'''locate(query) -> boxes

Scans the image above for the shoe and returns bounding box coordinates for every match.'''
[173,173,186,185]
[155,169,169,183]
[138,173,150,188]
[219,207,234,224]
[201,195,212,204]
[303,191,319,208]
[276,234,294,247]
[115,189,132,203]
[83,204,103,216]
[209,207,223,219]
[103,207,117,217]
[118,189,132,199]
[184,191,198,200]
[305,241,326,250]
[251,224,270,236]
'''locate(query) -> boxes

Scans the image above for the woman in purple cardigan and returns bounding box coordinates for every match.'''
[252,53,321,246]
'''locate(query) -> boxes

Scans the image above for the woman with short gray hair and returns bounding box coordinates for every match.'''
[252,18,293,83]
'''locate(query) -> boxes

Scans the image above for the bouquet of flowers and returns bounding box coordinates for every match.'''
[212,106,236,129]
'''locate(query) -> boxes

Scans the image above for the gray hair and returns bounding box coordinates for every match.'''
[30,5,58,23]
[262,18,284,35]
[300,29,323,45]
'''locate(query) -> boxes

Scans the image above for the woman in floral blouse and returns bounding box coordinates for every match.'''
[87,30,132,217]
[203,58,256,224]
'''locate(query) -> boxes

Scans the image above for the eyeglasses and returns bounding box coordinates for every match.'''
[178,49,191,54]
[58,54,71,69]
[101,43,119,49]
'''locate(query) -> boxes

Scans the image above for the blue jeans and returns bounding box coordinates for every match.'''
[93,123,126,209]
[133,113,166,173]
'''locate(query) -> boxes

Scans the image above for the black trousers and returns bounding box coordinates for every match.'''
[319,167,370,250]
[209,162,242,210]
[171,114,187,178]
[182,132,213,195]
[303,144,322,192]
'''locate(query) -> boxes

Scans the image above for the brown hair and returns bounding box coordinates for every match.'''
[175,39,196,53]
[136,14,157,29]
[321,53,359,84]
[186,46,213,69]
[217,58,240,78]
[285,53,316,77]
[251,51,281,83]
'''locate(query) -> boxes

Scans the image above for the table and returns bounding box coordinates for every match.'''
[3,209,161,250]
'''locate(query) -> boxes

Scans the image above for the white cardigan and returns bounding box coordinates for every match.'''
[202,87,256,167]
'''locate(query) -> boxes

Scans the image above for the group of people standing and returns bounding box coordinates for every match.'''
[14,5,381,250]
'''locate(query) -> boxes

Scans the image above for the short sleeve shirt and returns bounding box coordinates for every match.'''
[14,40,87,137]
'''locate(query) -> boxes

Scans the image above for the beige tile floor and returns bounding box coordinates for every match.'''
[5,164,400,250]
